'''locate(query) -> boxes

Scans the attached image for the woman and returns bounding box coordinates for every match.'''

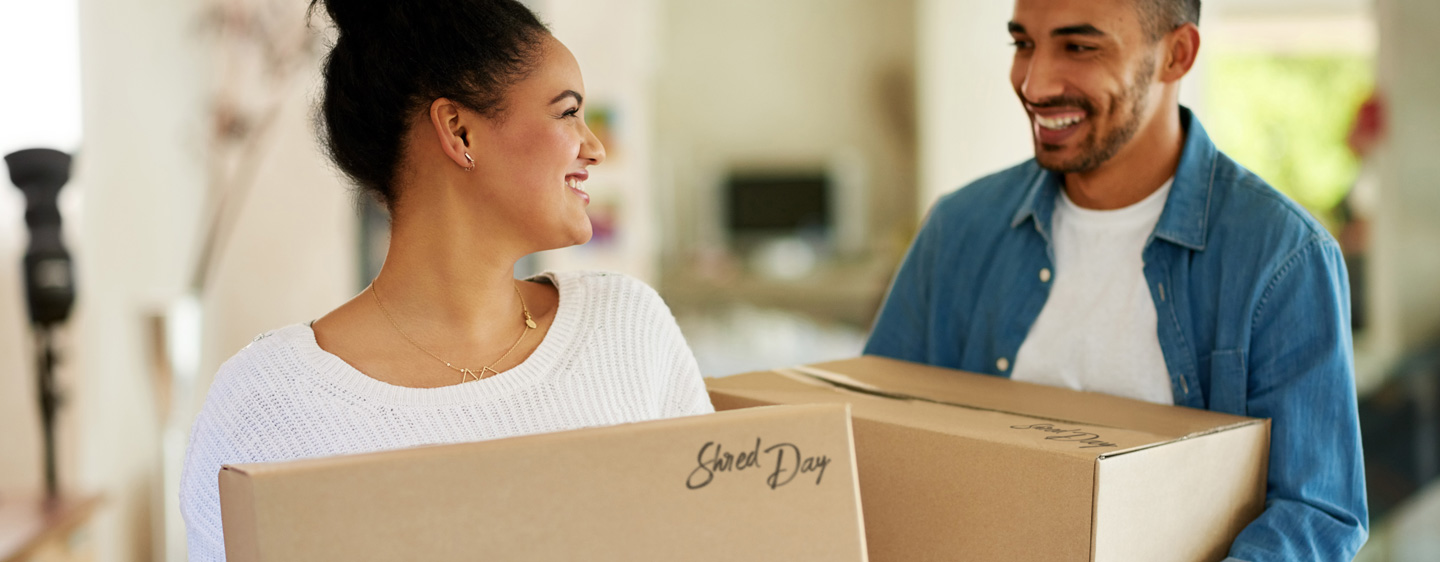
[179,1,713,559]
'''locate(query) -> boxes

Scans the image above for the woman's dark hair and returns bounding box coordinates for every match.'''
[308,0,550,207]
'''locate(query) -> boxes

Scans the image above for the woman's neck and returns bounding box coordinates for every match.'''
[373,201,528,342]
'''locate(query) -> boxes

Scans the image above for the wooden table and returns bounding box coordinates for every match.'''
[0,497,101,562]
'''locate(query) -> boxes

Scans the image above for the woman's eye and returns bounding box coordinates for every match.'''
[562,107,580,118]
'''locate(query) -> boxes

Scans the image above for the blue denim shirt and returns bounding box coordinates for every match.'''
[865,108,1367,561]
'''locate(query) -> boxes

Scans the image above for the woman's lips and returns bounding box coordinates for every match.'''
[565,175,589,204]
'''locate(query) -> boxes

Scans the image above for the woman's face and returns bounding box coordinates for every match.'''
[467,35,606,252]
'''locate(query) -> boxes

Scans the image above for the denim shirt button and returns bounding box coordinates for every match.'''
[997,357,1010,372]
[1039,268,1052,283]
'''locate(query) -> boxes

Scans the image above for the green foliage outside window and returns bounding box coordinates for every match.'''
[1207,54,1374,226]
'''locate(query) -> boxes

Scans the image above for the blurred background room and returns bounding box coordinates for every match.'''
[1,0,1438,560]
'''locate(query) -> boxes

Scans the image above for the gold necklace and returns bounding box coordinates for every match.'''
[370,281,537,383]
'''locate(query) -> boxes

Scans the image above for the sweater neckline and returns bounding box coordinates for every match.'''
[284,271,586,407]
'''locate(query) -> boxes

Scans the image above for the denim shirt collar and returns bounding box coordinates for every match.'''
[1009,106,1216,251]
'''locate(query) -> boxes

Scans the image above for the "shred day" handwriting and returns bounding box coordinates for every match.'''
[1010,423,1118,449]
[686,438,831,490]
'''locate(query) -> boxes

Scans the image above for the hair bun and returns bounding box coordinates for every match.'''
[309,0,399,43]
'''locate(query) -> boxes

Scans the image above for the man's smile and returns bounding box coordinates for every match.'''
[1030,106,1090,146]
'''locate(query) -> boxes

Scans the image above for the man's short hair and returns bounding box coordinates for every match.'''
[1136,0,1201,41]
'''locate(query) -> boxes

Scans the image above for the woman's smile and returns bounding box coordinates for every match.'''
[565,170,589,204]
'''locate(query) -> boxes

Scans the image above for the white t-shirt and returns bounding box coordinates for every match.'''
[179,270,714,562]
[1011,180,1175,405]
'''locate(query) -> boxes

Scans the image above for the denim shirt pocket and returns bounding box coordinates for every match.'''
[1207,349,1248,416]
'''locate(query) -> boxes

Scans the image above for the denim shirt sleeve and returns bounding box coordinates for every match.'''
[1225,238,1369,562]
[864,209,940,363]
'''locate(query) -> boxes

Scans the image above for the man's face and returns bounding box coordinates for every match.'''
[1009,0,1162,173]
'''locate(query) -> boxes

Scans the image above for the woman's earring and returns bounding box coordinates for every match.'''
[463,153,475,172]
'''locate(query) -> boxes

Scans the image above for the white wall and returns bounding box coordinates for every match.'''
[195,73,357,391]
[655,0,918,258]
[1373,0,1440,356]
[914,0,1032,216]
[72,0,210,559]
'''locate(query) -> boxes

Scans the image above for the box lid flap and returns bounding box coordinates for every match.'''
[710,369,1187,460]
[799,356,1259,440]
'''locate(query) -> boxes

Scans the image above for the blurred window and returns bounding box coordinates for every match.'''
[0,0,82,157]
[1204,15,1375,228]
[1208,53,1373,224]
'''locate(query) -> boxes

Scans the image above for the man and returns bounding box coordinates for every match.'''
[864,0,1368,560]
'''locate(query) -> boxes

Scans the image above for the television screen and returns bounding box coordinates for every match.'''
[726,173,830,234]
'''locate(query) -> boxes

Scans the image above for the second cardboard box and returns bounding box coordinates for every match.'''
[707,356,1269,562]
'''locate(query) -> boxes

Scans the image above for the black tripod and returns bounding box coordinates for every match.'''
[32,327,64,499]
[6,148,76,501]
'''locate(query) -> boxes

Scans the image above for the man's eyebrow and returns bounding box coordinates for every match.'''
[1052,24,1107,38]
[1008,21,1026,34]
[549,90,583,105]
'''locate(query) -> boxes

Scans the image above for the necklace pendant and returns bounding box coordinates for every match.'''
[460,368,480,382]
[479,366,500,379]
[525,318,537,329]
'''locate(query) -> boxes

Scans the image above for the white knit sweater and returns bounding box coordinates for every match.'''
[179,271,714,562]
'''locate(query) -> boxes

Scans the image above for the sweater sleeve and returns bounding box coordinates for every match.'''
[659,324,715,417]
[180,349,271,562]
[631,277,714,417]
[180,376,240,562]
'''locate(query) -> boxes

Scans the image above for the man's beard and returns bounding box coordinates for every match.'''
[1034,56,1156,174]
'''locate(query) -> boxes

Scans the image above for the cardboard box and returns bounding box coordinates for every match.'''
[707,356,1270,562]
[220,404,867,561]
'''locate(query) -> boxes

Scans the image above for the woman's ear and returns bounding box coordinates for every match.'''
[429,98,475,170]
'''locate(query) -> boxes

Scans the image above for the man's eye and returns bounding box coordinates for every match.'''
[1067,44,1097,53]
[1010,40,1034,50]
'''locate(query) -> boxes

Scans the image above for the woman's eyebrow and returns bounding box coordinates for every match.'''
[549,90,583,105]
